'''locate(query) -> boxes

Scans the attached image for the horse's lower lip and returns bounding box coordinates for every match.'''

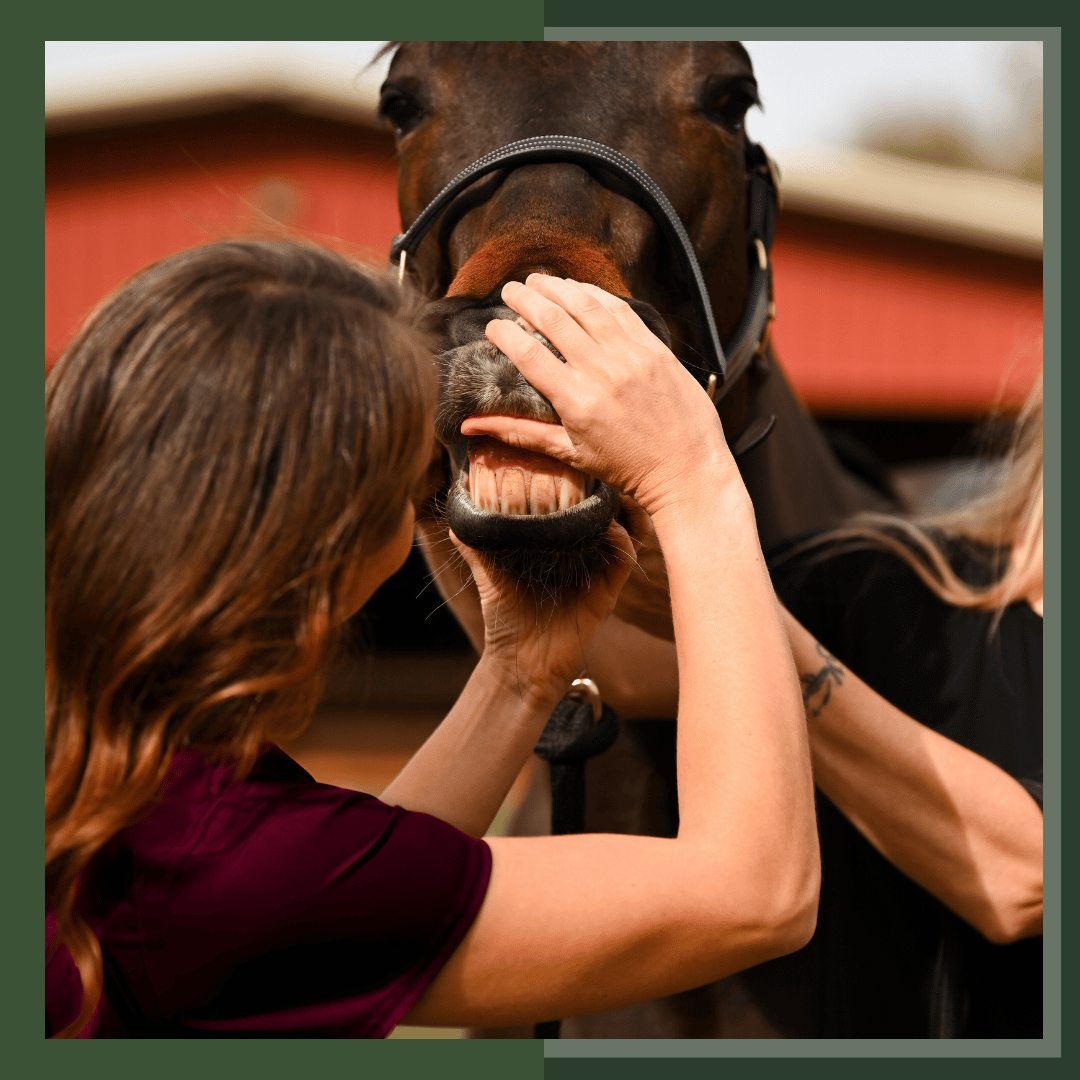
[444,472,620,553]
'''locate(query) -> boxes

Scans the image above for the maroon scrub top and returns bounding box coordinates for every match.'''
[47,745,492,1037]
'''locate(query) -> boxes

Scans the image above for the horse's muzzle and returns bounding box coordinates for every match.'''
[434,302,636,588]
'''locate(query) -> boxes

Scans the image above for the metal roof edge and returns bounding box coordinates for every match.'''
[45,58,384,135]
[772,145,1042,258]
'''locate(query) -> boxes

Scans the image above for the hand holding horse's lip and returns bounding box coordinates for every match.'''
[443,414,619,587]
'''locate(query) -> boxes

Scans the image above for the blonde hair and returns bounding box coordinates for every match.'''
[794,367,1043,628]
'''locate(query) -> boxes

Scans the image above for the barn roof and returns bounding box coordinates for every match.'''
[45,45,384,135]
[773,145,1042,259]
[45,47,1041,261]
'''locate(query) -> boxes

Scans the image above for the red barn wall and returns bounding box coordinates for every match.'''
[46,106,401,365]
[770,213,1042,417]
[46,106,1042,416]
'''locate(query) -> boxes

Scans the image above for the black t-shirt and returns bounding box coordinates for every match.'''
[749,539,1043,1039]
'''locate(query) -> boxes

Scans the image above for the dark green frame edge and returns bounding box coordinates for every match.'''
[32,3,546,1079]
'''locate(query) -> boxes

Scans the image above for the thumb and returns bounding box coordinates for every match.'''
[460,416,577,463]
[600,519,636,592]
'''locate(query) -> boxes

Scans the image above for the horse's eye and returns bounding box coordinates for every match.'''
[379,91,424,136]
[701,80,760,134]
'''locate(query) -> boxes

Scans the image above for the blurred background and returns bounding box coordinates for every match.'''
[45,41,1044,1033]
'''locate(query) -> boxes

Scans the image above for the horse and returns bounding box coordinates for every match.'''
[379,41,891,1038]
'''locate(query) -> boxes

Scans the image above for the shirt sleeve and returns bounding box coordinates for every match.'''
[127,773,493,1037]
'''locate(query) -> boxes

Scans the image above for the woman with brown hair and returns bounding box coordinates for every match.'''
[46,246,819,1037]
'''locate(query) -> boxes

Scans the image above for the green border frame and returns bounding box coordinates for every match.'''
[25,4,1067,1077]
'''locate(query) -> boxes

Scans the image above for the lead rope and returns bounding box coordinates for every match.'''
[529,677,620,1039]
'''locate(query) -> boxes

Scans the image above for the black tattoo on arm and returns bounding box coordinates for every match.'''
[800,641,845,719]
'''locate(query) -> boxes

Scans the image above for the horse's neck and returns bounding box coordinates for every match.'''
[736,354,887,551]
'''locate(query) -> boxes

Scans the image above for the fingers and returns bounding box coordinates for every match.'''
[459,415,578,462]
[520,274,662,354]
[499,278,625,363]
[484,318,577,404]
[616,495,652,554]
[448,528,499,593]
[605,519,637,575]
[571,281,661,348]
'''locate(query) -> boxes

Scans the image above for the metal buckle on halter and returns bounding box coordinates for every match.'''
[565,677,603,723]
[755,301,777,360]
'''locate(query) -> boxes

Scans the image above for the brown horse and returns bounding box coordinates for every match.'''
[380,41,889,1038]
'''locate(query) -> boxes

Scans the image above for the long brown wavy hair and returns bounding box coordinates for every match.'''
[46,239,436,1037]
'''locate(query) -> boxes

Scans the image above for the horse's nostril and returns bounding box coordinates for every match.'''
[624,298,672,347]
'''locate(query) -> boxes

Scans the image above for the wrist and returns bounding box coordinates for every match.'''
[646,458,751,537]
[475,651,569,715]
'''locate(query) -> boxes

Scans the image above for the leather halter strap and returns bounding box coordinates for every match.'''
[390,135,779,405]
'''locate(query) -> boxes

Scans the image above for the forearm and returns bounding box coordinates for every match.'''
[781,608,1043,943]
[651,471,818,920]
[380,653,563,838]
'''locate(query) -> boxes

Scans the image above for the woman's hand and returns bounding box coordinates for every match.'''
[466,276,737,520]
[382,518,635,838]
[450,520,636,705]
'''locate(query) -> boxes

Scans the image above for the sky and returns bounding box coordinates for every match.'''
[46,40,1041,164]
[743,40,1039,156]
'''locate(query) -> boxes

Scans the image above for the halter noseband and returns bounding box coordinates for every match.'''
[390,135,780,406]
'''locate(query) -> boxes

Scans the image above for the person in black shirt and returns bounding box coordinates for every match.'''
[760,369,1044,1038]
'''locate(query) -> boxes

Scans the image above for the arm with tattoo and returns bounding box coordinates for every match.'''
[799,642,844,718]
[781,606,1042,945]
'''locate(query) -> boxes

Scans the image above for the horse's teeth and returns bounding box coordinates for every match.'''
[467,458,590,516]
[558,476,580,511]
[471,463,498,512]
[530,472,557,515]
[501,468,528,515]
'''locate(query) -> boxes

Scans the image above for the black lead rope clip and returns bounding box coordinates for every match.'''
[530,677,620,1039]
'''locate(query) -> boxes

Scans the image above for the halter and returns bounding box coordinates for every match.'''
[390,135,780,406]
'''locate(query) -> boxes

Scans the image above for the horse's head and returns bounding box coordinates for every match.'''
[381,42,763,587]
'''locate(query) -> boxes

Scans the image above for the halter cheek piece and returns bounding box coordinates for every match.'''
[390,135,781,409]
